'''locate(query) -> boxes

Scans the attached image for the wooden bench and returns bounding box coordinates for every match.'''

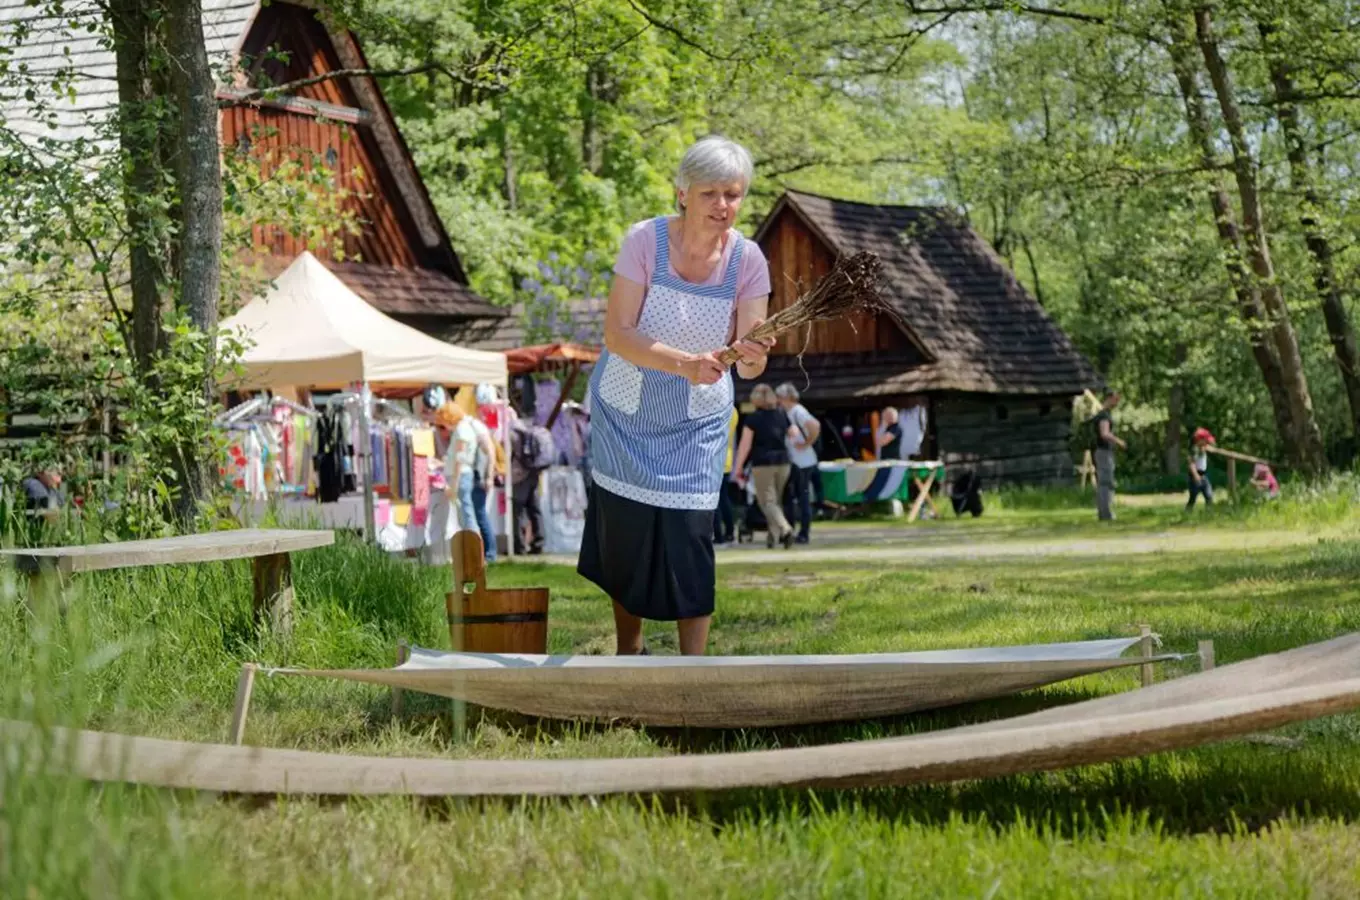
[1,528,334,634]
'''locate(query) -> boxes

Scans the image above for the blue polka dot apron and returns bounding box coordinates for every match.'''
[588,218,744,510]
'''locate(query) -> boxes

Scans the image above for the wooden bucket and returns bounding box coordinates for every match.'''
[447,531,549,654]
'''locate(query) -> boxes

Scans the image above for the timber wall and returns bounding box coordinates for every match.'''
[933,393,1076,486]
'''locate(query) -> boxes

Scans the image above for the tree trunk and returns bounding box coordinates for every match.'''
[165,0,225,519]
[1193,5,1326,474]
[108,0,166,373]
[1165,342,1187,476]
[1164,13,1294,450]
[1259,20,1360,443]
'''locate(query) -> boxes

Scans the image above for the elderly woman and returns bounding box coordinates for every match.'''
[732,383,798,549]
[578,135,773,656]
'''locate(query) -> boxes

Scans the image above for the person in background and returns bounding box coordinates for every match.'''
[733,384,796,549]
[776,383,820,544]
[21,464,65,521]
[1186,427,1216,510]
[714,405,739,545]
[435,403,479,540]
[469,404,499,562]
[1251,462,1280,500]
[875,406,903,460]
[511,405,550,555]
[1091,391,1125,521]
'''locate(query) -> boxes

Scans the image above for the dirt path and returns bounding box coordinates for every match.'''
[531,526,1336,567]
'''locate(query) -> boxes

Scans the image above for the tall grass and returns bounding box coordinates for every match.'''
[3,498,1360,896]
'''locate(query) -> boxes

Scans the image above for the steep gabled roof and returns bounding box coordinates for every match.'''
[757,190,1100,397]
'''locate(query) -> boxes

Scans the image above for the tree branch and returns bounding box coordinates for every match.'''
[902,1,1107,25]
[216,63,502,108]
[622,0,752,62]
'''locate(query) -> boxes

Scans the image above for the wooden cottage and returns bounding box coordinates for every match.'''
[1,0,505,339]
[756,190,1100,485]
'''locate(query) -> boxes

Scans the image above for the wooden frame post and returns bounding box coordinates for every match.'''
[229,663,258,745]
[391,640,410,718]
[1198,639,1216,672]
[1138,624,1155,687]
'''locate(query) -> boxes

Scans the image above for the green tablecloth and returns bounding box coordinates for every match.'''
[818,460,946,505]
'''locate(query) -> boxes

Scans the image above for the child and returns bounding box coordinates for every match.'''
[1187,427,1215,509]
[1251,462,1280,500]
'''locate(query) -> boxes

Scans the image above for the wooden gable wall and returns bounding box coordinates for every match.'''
[219,3,426,269]
[759,209,914,357]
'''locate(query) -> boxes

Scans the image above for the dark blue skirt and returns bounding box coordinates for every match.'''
[576,485,716,621]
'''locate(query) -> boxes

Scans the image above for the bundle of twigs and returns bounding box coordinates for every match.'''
[715,251,887,365]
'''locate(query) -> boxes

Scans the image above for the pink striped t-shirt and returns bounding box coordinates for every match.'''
[613,217,771,301]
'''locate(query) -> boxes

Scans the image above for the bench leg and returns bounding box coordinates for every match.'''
[251,552,294,637]
[25,567,66,622]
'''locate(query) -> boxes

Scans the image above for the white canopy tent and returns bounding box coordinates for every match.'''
[219,252,513,551]
[220,251,508,389]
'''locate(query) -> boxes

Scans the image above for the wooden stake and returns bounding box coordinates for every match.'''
[1198,640,1216,672]
[1138,624,1155,687]
[392,640,410,718]
[229,663,258,745]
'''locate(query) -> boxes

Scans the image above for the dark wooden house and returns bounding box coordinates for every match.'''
[2,0,505,339]
[756,190,1100,485]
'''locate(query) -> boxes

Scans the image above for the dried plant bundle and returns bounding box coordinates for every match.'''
[715,251,888,365]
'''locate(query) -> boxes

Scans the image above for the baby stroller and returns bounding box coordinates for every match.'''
[949,469,984,518]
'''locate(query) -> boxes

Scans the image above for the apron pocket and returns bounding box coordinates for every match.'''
[597,354,643,415]
[687,375,732,420]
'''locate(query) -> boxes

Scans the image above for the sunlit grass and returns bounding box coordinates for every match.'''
[3,494,1360,897]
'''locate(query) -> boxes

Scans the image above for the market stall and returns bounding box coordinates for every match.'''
[218,252,511,554]
[505,343,600,555]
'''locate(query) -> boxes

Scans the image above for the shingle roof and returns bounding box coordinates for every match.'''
[328,261,506,320]
[447,296,606,353]
[0,0,257,147]
[758,190,1100,397]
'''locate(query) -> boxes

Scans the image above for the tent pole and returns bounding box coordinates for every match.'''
[358,382,376,544]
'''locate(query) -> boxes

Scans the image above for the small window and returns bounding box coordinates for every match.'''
[325,145,339,167]
[995,405,1009,421]
[1038,401,1052,417]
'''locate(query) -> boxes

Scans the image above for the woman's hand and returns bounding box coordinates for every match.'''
[732,319,775,366]
[683,352,727,386]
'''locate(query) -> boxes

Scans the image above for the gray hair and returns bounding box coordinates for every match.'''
[675,136,754,209]
[775,383,799,402]
[750,383,777,409]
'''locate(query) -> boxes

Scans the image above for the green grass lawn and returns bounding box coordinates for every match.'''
[4,488,1360,897]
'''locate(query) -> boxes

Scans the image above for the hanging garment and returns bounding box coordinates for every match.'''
[315,408,347,503]
[411,456,430,527]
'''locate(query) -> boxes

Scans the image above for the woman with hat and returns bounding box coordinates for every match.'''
[1187,427,1216,509]
[578,135,774,656]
